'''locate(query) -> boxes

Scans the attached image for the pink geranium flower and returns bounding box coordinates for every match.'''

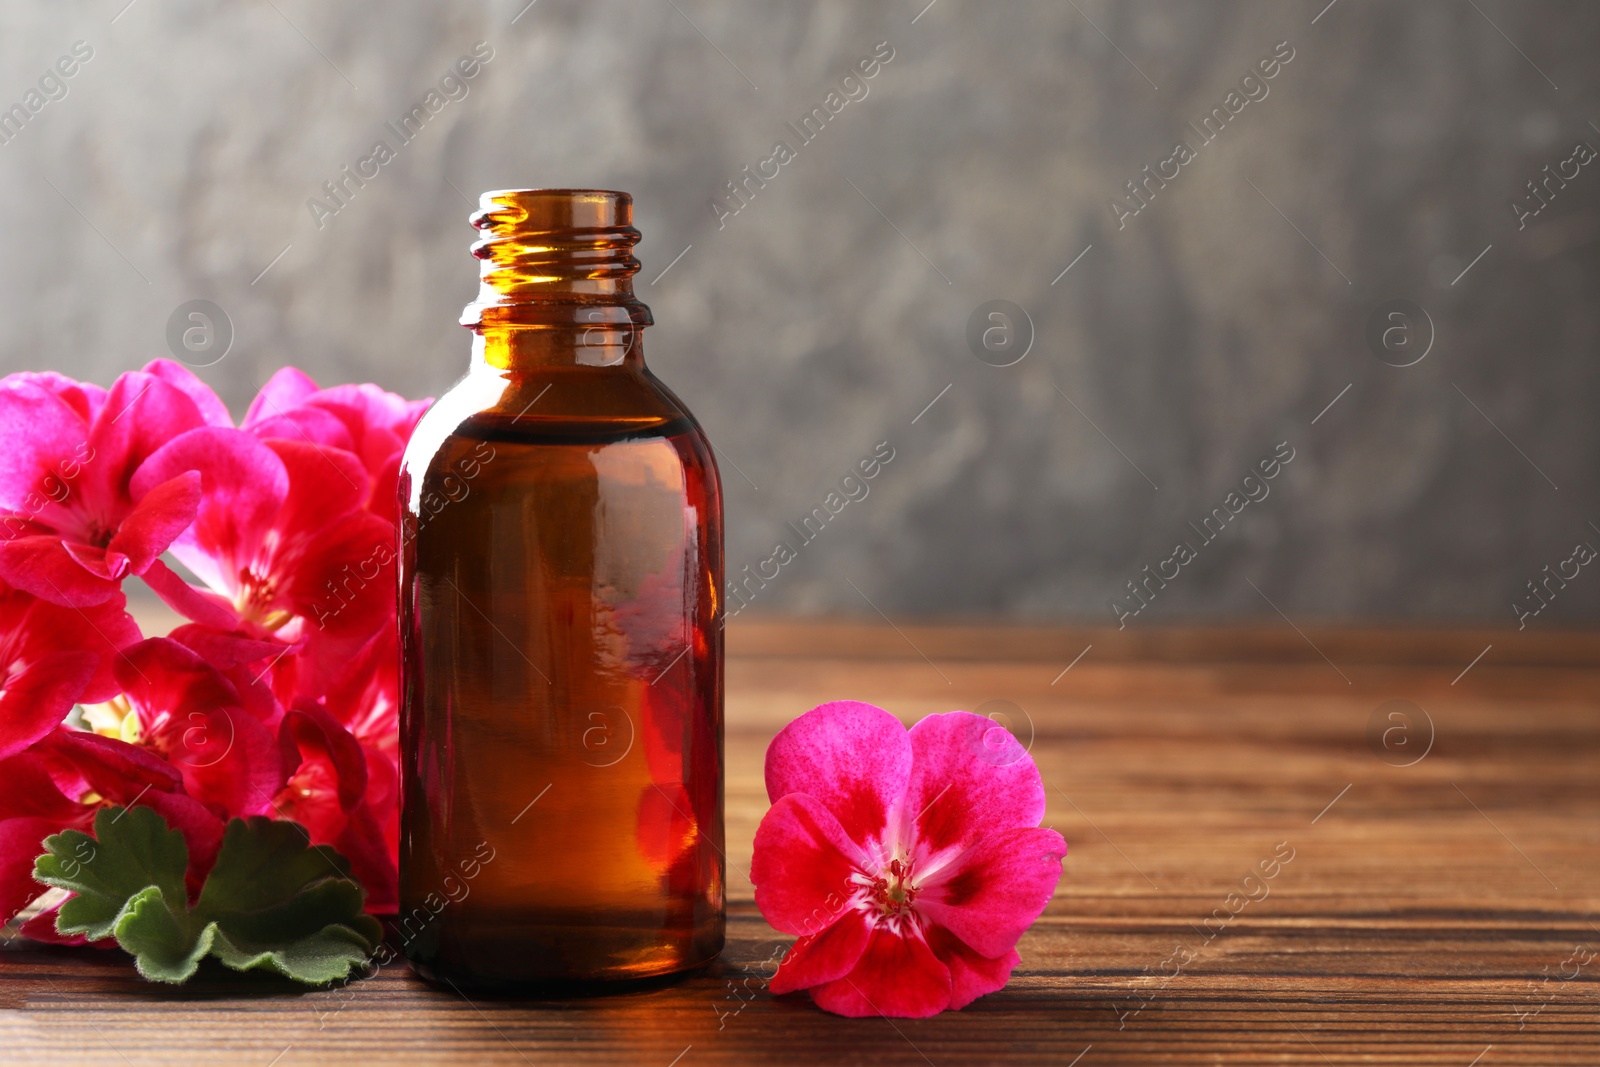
[242,368,430,519]
[112,637,288,821]
[0,364,212,607]
[750,701,1066,1018]
[275,697,398,913]
[131,427,398,701]
[0,578,140,761]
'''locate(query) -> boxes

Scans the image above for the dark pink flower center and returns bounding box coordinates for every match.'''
[237,566,293,629]
[866,857,920,919]
[55,510,113,551]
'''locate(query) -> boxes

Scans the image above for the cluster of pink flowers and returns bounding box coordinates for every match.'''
[0,359,427,939]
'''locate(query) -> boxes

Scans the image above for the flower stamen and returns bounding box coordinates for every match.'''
[866,856,920,923]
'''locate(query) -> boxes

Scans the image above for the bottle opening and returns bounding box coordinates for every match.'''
[462,188,652,331]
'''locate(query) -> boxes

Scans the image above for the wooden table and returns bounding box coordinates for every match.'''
[4,621,1598,1065]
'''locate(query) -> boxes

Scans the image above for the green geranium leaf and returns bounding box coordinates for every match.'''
[34,807,382,986]
[34,806,188,941]
[116,884,217,983]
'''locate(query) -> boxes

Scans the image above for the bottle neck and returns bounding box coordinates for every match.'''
[461,189,653,371]
[470,321,645,371]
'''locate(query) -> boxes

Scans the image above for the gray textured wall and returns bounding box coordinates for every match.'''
[4,1,1598,626]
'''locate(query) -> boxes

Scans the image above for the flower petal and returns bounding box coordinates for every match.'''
[311,383,418,438]
[5,372,105,424]
[116,637,242,717]
[169,623,293,672]
[0,749,85,822]
[915,826,1066,960]
[925,924,1021,1010]
[247,406,356,454]
[242,367,320,429]
[139,359,233,427]
[0,816,62,924]
[177,702,286,819]
[764,700,911,847]
[0,381,86,511]
[38,594,142,703]
[320,627,398,738]
[334,800,398,914]
[79,372,206,516]
[281,512,398,697]
[769,909,874,995]
[302,383,421,514]
[905,711,1048,854]
[266,439,369,536]
[282,705,369,813]
[0,650,99,760]
[750,793,866,937]
[60,540,127,582]
[809,925,952,1018]
[131,427,289,594]
[34,728,182,801]
[0,536,122,606]
[141,559,240,631]
[366,450,403,520]
[107,471,202,575]
[0,583,138,709]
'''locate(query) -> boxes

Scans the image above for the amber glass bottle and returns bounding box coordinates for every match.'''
[397,189,724,987]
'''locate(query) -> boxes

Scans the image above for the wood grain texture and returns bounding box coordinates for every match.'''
[3,620,1598,1065]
